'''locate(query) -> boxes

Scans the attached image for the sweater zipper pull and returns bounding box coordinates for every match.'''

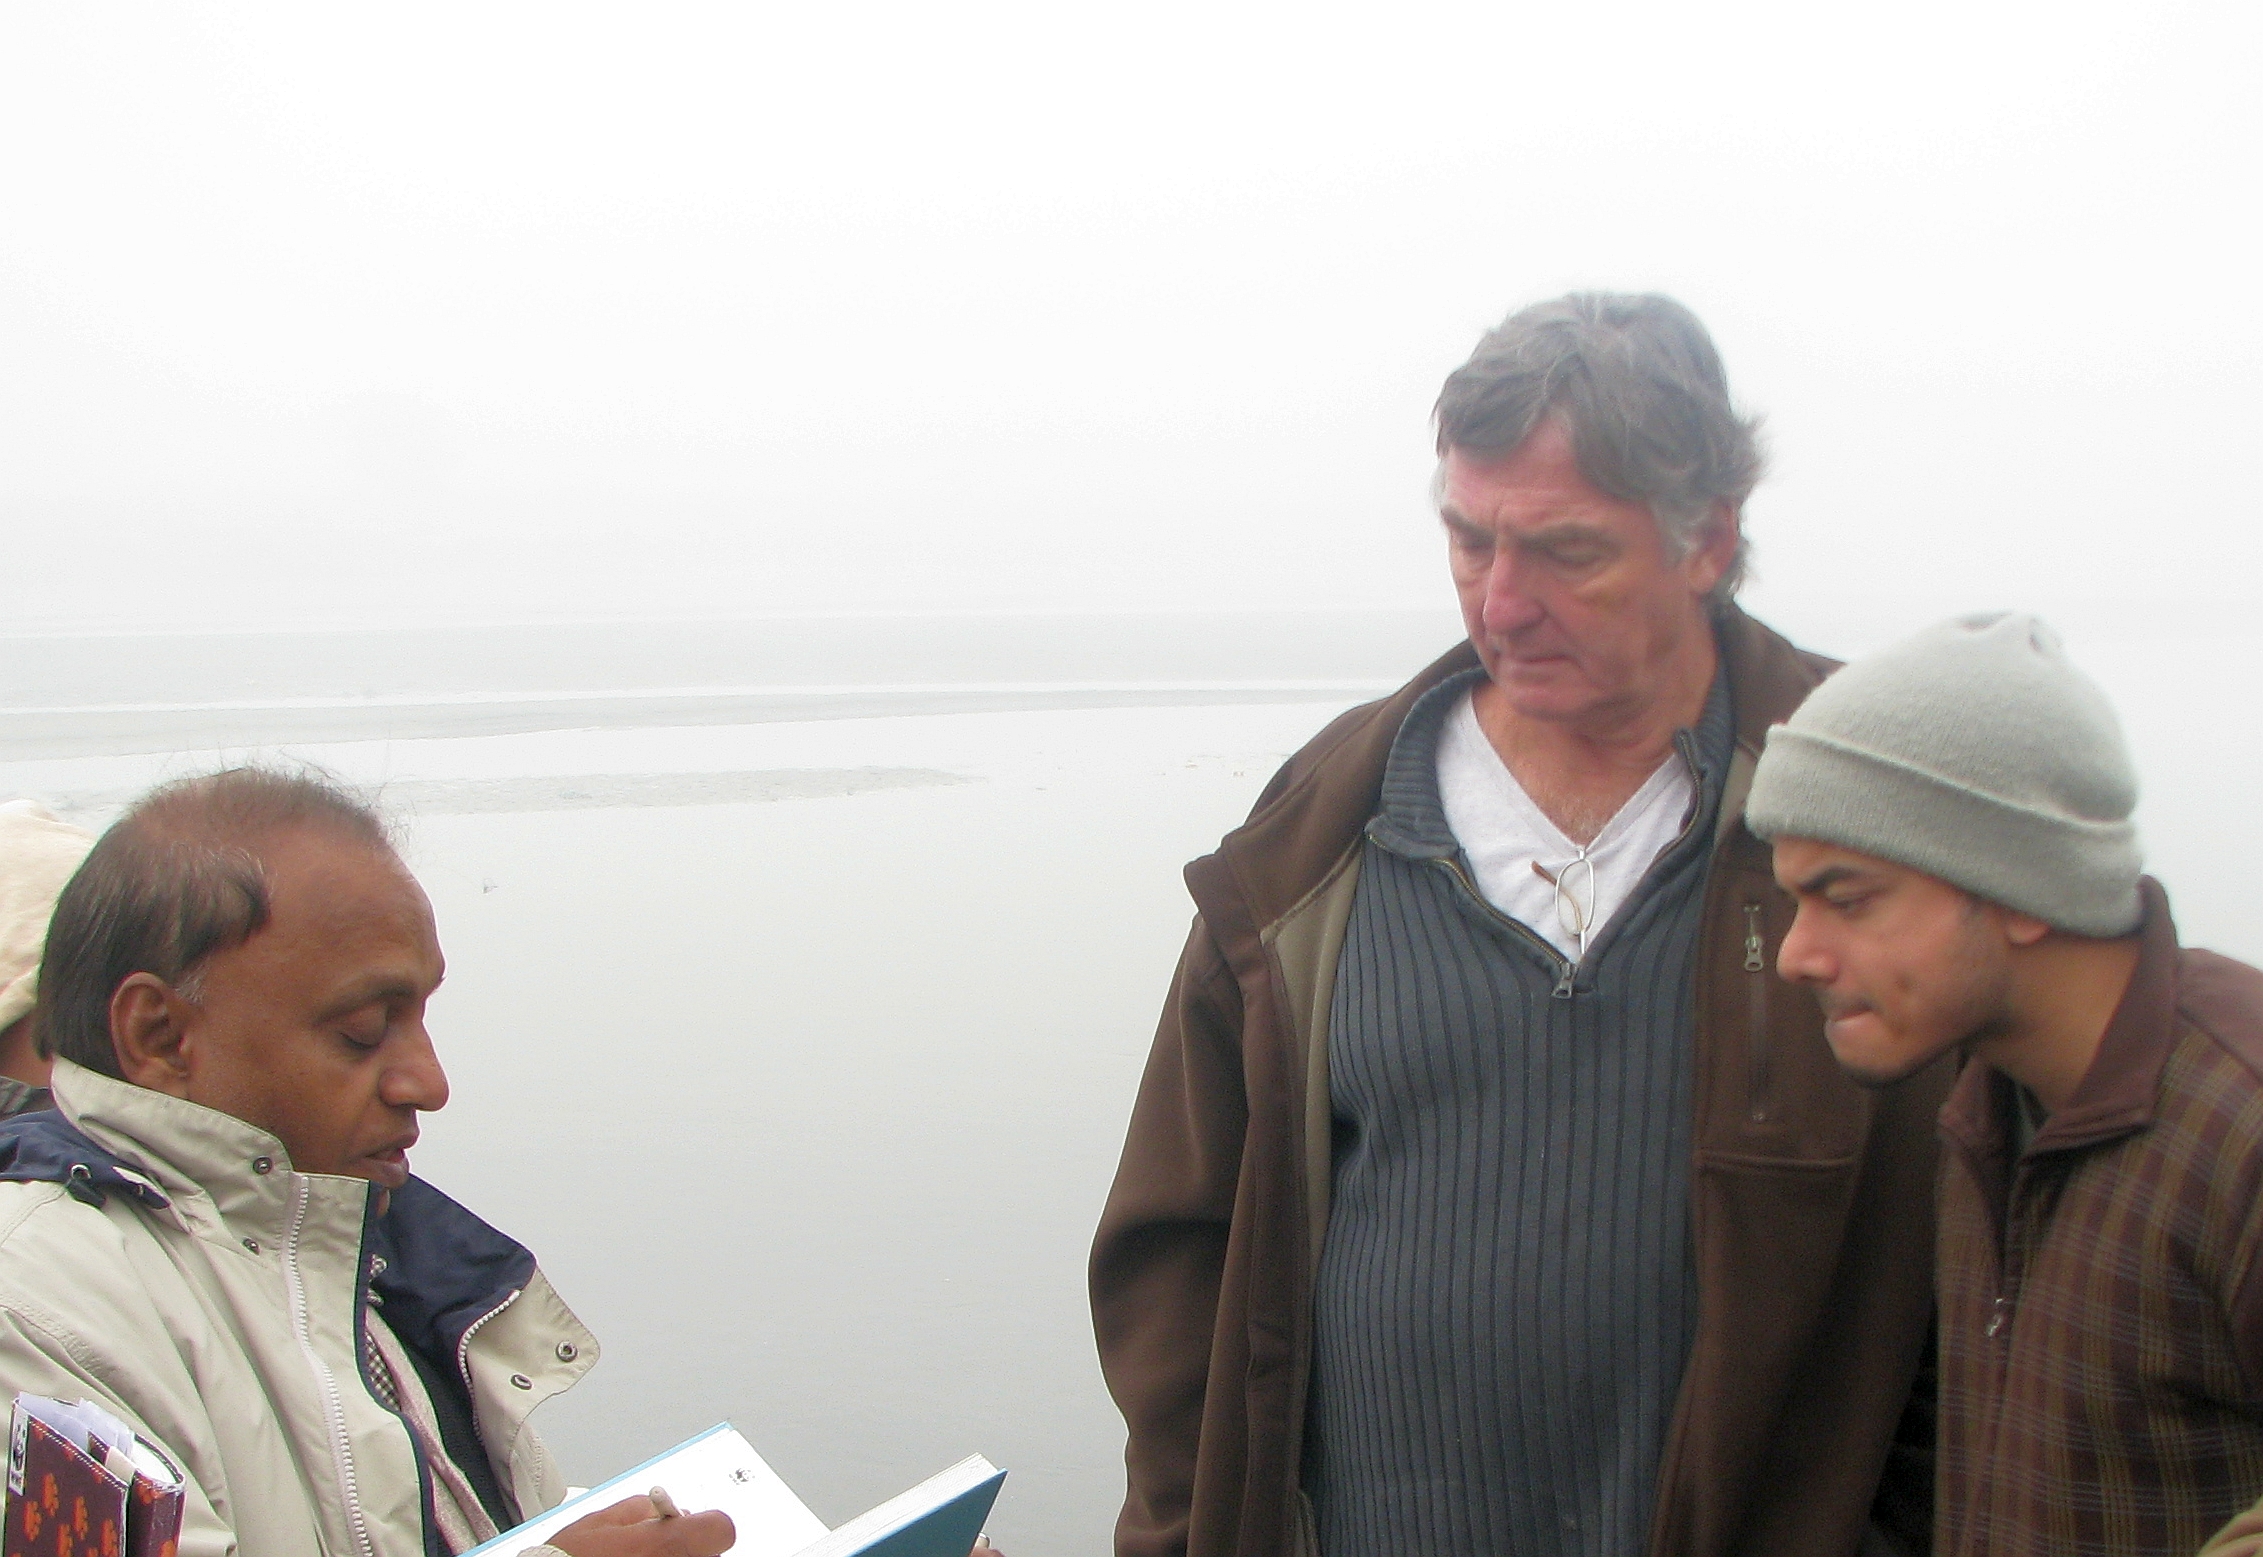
[1743,903,1765,972]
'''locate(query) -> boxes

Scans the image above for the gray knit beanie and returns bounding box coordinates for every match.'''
[1745,612,2143,936]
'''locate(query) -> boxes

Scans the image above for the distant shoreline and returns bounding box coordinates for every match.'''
[1,680,1398,761]
[3,608,1460,713]
[6,611,1449,759]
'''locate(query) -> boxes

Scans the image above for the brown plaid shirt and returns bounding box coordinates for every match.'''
[1938,882,2263,1555]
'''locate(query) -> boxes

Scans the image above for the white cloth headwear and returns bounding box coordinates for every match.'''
[0,801,97,1032]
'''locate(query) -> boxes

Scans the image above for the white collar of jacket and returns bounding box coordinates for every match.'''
[52,1056,339,1250]
[43,1059,586,1385]
[16,1058,599,1542]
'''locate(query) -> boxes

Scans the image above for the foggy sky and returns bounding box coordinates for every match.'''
[3,1,2257,636]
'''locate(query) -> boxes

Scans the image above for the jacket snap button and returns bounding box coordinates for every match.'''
[555,1342,578,1362]
[252,1156,274,1175]
[510,1373,533,1390]
[241,1237,260,1255]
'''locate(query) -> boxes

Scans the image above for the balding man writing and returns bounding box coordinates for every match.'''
[0,768,733,1557]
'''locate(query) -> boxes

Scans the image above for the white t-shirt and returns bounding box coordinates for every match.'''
[1434,688,1696,962]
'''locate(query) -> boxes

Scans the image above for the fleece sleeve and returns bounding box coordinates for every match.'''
[1088,915,1250,1557]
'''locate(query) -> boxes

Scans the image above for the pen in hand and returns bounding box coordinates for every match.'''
[649,1486,682,1519]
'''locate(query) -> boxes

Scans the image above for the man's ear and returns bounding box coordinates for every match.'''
[110,973,195,1097]
[1685,501,1741,599]
[2003,910,2055,949]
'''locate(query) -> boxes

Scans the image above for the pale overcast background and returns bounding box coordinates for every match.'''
[6,4,2263,1548]
[5,1,2257,636]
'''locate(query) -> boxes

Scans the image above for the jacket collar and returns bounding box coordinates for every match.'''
[368,1177,538,1376]
[51,1057,307,1237]
[0,1102,171,1209]
[28,1059,536,1372]
[1195,605,1831,939]
[1939,877,2179,1166]
[1716,603,1835,758]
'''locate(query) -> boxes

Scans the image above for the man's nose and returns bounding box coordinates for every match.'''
[1775,905,1831,984]
[383,1026,451,1113]
[1480,547,1545,636]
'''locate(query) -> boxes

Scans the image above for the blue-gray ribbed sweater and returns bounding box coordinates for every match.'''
[1304,666,1735,1557]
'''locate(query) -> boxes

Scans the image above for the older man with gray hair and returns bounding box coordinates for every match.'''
[1091,292,1948,1557]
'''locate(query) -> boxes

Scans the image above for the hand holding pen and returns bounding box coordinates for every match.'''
[548,1488,735,1556]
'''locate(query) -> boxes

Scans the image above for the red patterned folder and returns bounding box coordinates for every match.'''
[127,1459,186,1557]
[4,1396,184,1557]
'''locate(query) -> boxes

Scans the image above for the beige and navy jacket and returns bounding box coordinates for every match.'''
[0,1059,596,1556]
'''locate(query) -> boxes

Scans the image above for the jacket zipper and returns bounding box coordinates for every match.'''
[457,1287,524,1392]
[282,1177,378,1557]
[1987,1158,2035,1343]
[1743,902,1769,1123]
[1978,1169,2033,1540]
[357,1281,445,1557]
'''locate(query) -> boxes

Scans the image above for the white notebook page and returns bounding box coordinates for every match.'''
[469,1424,829,1557]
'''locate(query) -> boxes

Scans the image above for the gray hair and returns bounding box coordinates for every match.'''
[35,766,394,1079]
[1433,291,1765,602]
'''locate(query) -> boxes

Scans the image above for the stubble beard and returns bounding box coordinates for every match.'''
[1831,907,2015,1089]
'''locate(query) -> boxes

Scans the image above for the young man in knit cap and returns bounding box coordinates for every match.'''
[1745,611,2263,1556]
[0,799,97,1117]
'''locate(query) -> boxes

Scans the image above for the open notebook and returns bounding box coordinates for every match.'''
[466,1424,1003,1557]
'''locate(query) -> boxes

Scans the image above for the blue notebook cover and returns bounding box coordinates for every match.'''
[800,1462,1004,1557]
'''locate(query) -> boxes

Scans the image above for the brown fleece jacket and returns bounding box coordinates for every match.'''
[1090,608,1951,1557]
[1939,883,2263,1555]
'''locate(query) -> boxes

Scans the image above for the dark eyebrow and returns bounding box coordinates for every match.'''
[1792,864,1872,897]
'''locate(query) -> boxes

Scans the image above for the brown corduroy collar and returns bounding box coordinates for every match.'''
[1939,876,2179,1169]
